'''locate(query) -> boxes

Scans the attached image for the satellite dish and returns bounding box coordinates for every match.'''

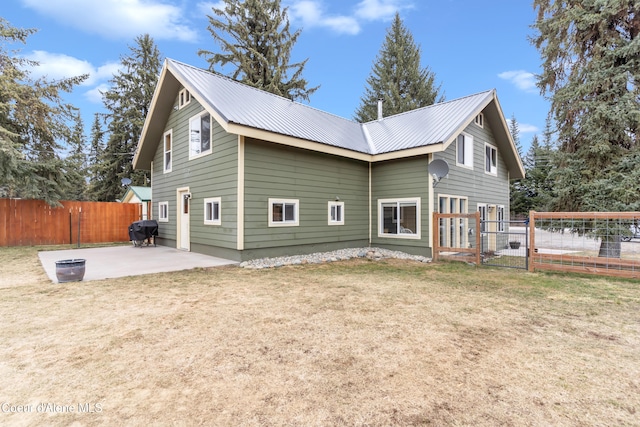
[121,177,132,186]
[429,159,449,187]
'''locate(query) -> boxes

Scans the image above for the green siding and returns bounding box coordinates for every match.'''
[243,138,369,251]
[433,120,510,214]
[371,155,432,256]
[151,96,238,249]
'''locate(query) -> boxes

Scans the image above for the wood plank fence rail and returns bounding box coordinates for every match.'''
[0,199,142,247]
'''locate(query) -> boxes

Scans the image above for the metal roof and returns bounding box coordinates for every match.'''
[168,59,370,154]
[167,59,493,155]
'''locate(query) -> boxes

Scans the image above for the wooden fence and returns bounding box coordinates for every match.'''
[529,211,640,279]
[0,199,142,247]
[433,212,481,265]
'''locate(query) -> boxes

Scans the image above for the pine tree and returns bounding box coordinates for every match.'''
[95,34,161,201]
[86,113,105,201]
[508,115,527,217]
[532,1,639,256]
[63,113,88,201]
[354,13,444,123]
[0,18,87,205]
[199,0,318,102]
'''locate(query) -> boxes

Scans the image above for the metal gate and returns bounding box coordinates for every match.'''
[481,219,529,269]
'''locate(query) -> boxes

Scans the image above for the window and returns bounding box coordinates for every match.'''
[456,133,473,168]
[163,130,172,173]
[438,195,468,248]
[475,113,484,128]
[179,88,191,109]
[189,112,212,159]
[328,201,344,225]
[485,143,497,175]
[378,198,420,238]
[478,204,487,233]
[497,205,506,232]
[204,197,221,225]
[269,198,299,227]
[158,201,169,222]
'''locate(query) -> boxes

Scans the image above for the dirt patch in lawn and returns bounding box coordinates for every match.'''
[0,247,639,426]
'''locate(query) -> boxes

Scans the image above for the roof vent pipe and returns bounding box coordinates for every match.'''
[377,97,383,121]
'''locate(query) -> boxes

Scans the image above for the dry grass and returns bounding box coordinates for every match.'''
[1,246,639,426]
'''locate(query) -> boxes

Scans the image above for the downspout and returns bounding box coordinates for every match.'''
[427,153,434,253]
[369,161,372,246]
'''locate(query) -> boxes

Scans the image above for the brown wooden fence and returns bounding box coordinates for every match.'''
[0,199,142,247]
[433,212,481,265]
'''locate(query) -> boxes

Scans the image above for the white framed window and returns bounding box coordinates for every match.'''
[179,88,191,109]
[204,197,221,225]
[378,198,420,239]
[158,201,169,222]
[475,113,484,128]
[478,204,487,233]
[328,201,344,225]
[497,205,505,232]
[189,111,212,159]
[456,133,473,168]
[269,198,299,227]
[438,195,468,248]
[163,129,172,173]
[485,143,498,175]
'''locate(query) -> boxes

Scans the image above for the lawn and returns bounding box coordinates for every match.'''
[0,246,639,426]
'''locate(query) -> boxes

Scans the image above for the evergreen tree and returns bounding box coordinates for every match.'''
[86,113,105,201]
[532,1,639,255]
[0,18,87,205]
[532,0,640,213]
[63,113,88,201]
[354,13,444,123]
[95,34,161,201]
[199,0,318,102]
[508,115,527,217]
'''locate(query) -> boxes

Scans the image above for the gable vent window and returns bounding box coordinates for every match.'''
[475,113,484,128]
[485,143,497,175]
[179,88,191,109]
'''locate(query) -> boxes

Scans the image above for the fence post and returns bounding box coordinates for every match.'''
[475,212,481,265]
[528,211,536,272]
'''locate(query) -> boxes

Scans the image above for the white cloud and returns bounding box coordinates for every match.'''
[21,0,198,42]
[197,1,226,16]
[26,51,121,87]
[498,70,537,93]
[290,1,361,34]
[519,124,539,134]
[355,0,410,21]
[84,83,111,104]
[289,0,412,35]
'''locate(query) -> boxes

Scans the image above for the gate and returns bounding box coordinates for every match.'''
[481,219,529,269]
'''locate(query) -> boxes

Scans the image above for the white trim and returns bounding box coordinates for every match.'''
[158,201,169,222]
[497,205,505,232]
[163,129,172,173]
[475,113,484,128]
[328,201,345,225]
[188,111,212,160]
[377,197,421,239]
[456,133,474,169]
[237,136,245,250]
[268,198,299,227]
[204,197,221,225]
[176,186,190,251]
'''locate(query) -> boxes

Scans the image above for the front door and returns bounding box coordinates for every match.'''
[178,188,190,251]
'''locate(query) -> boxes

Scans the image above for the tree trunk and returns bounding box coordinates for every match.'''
[598,236,621,258]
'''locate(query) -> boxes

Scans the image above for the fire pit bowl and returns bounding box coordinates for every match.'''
[55,259,86,283]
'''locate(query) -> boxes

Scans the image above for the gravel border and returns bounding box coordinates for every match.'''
[239,247,432,269]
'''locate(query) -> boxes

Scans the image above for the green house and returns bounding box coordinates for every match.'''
[133,59,525,261]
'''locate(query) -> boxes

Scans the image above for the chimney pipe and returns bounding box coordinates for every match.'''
[377,97,383,120]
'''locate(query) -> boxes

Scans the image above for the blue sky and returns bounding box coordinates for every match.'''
[4,0,548,154]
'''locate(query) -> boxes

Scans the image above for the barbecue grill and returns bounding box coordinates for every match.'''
[128,219,158,247]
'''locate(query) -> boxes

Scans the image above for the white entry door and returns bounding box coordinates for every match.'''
[178,189,190,251]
